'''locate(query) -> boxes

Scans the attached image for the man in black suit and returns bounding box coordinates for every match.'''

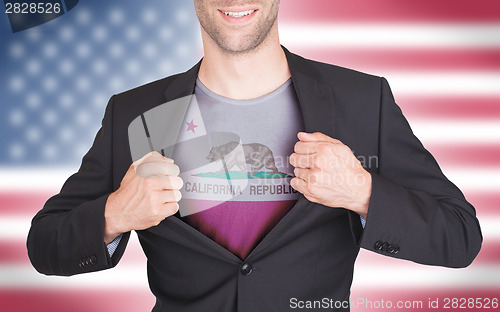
[27,1,482,311]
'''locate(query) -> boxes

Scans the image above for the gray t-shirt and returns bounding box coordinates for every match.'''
[177,78,305,259]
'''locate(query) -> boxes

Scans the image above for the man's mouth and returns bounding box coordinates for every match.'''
[219,9,257,18]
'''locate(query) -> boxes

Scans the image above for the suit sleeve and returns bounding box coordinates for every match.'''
[27,95,130,276]
[356,77,482,268]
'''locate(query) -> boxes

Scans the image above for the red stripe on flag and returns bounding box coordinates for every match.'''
[0,192,49,215]
[0,241,29,265]
[291,49,500,72]
[280,0,500,22]
[426,145,500,167]
[466,193,500,216]
[475,241,500,264]
[0,290,154,312]
[398,97,500,119]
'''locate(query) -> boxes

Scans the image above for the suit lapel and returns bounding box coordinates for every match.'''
[163,60,201,102]
[284,47,336,136]
[157,47,338,260]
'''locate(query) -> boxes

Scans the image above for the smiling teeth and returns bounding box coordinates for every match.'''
[222,10,255,18]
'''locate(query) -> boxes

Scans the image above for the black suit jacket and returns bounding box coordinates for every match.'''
[27,47,482,311]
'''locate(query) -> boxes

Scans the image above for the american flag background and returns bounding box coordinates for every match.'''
[0,0,499,311]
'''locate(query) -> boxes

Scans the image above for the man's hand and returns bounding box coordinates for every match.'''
[289,132,372,218]
[104,151,183,244]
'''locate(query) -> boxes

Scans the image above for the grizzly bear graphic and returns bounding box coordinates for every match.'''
[206,141,279,175]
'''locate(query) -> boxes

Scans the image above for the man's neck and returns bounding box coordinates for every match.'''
[197,28,291,100]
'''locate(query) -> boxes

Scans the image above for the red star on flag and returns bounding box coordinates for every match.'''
[185,119,198,134]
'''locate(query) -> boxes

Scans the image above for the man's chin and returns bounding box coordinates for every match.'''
[216,36,266,55]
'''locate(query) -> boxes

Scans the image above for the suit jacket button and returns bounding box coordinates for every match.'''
[240,263,253,276]
[393,245,400,254]
[89,256,97,265]
[387,244,395,254]
[374,241,383,251]
[381,242,388,252]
